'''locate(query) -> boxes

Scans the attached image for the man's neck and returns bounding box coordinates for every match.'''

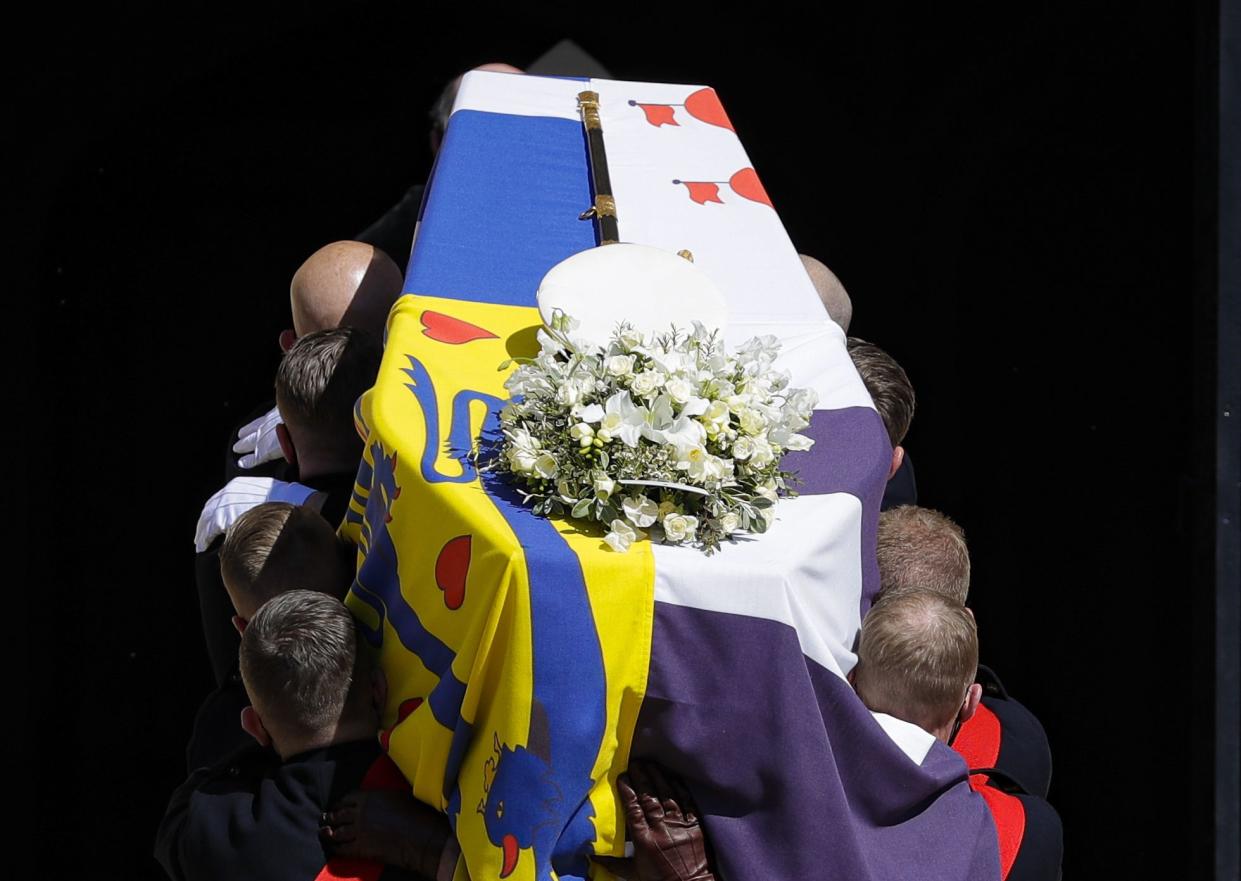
[294,450,358,483]
[274,717,378,761]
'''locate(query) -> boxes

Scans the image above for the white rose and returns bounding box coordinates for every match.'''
[621,494,660,528]
[665,377,694,405]
[630,370,665,397]
[732,435,756,460]
[604,518,641,552]
[606,355,636,377]
[617,328,643,350]
[663,513,699,543]
[719,512,740,534]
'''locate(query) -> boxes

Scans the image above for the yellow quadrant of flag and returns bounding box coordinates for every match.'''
[343,294,653,880]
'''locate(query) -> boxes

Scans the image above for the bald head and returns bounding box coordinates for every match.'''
[430,62,525,152]
[290,241,403,340]
[801,254,852,332]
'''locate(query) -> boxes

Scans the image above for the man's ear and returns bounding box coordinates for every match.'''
[958,682,983,726]
[231,614,248,635]
[241,706,272,748]
[279,329,297,352]
[888,445,905,480]
[276,422,297,467]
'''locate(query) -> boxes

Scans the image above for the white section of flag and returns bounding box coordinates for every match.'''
[650,492,864,680]
[452,71,874,413]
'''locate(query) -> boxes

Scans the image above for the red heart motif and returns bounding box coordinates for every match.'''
[435,535,472,610]
[684,88,734,132]
[378,697,424,752]
[420,310,499,344]
[634,102,680,127]
[729,167,773,208]
[676,181,724,205]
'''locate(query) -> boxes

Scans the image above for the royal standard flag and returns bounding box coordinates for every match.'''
[342,71,1001,881]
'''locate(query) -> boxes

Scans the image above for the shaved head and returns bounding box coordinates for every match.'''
[800,254,852,332]
[290,241,403,340]
[430,62,525,151]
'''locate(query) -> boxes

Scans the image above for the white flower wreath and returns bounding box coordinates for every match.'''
[485,312,818,554]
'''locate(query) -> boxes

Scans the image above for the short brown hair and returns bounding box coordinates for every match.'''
[240,591,361,738]
[854,590,978,732]
[220,502,352,619]
[847,337,915,447]
[275,327,381,451]
[876,506,971,605]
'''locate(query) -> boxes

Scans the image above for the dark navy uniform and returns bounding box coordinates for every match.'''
[954,667,1061,881]
[156,739,418,881]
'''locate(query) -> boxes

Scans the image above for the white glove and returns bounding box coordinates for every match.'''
[194,476,315,552]
[232,406,285,469]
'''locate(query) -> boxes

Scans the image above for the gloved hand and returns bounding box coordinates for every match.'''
[321,790,454,881]
[194,476,315,552]
[232,406,285,470]
[619,763,715,881]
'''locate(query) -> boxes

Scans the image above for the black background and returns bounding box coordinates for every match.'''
[11,2,1211,877]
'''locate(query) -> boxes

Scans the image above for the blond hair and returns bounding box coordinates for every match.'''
[854,590,978,732]
[876,505,971,605]
[220,502,351,619]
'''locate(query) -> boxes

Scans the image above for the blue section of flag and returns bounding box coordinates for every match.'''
[476,412,606,881]
[406,110,597,306]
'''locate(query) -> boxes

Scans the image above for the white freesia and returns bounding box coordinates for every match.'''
[574,402,605,423]
[570,422,595,447]
[491,313,818,553]
[593,474,616,500]
[604,518,642,553]
[699,400,730,436]
[738,407,768,436]
[556,382,582,407]
[533,453,558,479]
[598,391,647,448]
[748,439,776,468]
[617,327,644,350]
[621,494,660,528]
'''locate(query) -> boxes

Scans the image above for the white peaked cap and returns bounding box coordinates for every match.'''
[536,243,729,343]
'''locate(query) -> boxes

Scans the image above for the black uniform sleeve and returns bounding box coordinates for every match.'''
[1006,794,1063,881]
[195,540,240,687]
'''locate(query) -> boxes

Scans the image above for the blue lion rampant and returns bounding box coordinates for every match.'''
[351,355,609,880]
[478,701,563,878]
